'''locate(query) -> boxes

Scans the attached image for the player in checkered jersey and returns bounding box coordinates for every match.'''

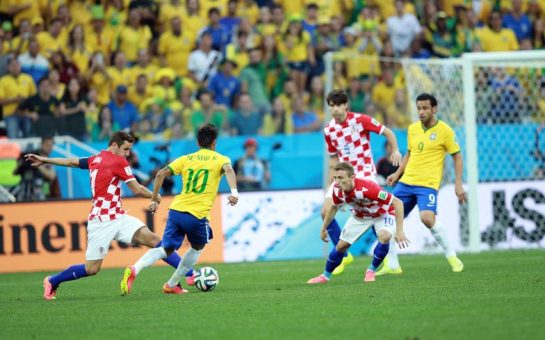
[321,90,403,275]
[25,131,183,300]
[307,162,409,284]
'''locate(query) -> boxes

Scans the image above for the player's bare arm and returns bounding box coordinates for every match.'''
[386,151,411,186]
[25,154,80,168]
[320,204,339,242]
[382,127,402,166]
[149,167,171,213]
[126,179,158,201]
[222,163,239,206]
[327,155,339,186]
[452,152,466,203]
[391,197,410,249]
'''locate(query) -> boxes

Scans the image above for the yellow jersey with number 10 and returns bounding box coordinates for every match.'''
[400,120,460,190]
[167,148,231,219]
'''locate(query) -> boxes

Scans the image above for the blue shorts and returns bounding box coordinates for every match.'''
[392,182,438,217]
[287,61,309,72]
[162,210,213,249]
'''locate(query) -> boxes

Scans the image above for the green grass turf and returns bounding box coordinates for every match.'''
[1,250,544,340]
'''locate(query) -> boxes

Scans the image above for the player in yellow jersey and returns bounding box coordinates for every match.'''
[377,93,465,275]
[121,124,238,295]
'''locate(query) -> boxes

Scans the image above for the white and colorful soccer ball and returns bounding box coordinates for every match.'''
[194,267,219,292]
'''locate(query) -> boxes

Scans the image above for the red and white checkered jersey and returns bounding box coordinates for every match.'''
[324,112,384,177]
[85,151,135,222]
[332,178,394,219]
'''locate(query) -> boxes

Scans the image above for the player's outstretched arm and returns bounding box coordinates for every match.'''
[386,151,410,186]
[452,152,466,203]
[127,179,158,200]
[391,197,410,249]
[382,127,402,166]
[222,163,239,206]
[147,167,170,213]
[25,154,80,168]
[320,204,339,242]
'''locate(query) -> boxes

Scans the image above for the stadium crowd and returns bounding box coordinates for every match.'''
[0,0,544,142]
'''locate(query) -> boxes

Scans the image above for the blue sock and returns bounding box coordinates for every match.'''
[369,242,390,271]
[49,264,88,288]
[326,219,348,258]
[323,249,345,279]
[155,240,182,269]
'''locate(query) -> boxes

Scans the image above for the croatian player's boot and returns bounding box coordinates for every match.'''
[364,269,376,282]
[185,273,197,286]
[120,266,136,296]
[163,283,189,294]
[447,256,464,272]
[306,274,330,284]
[375,258,403,276]
[43,276,57,300]
[332,252,354,276]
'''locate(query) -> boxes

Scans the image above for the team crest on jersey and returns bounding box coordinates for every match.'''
[430,132,437,141]
[378,191,388,200]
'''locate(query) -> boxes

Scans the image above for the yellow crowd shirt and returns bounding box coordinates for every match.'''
[0,73,37,116]
[476,27,519,52]
[158,32,194,77]
[400,120,460,190]
[168,148,231,219]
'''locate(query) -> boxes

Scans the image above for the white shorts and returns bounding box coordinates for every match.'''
[86,214,145,260]
[325,173,377,199]
[340,213,395,244]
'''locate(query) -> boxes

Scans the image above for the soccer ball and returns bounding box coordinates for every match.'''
[194,267,219,292]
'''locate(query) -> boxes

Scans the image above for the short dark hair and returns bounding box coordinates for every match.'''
[334,162,355,176]
[326,89,348,106]
[108,131,135,147]
[197,124,218,148]
[416,93,438,107]
[208,7,220,17]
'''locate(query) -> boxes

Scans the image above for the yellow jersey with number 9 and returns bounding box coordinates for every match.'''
[400,120,460,190]
[167,148,231,219]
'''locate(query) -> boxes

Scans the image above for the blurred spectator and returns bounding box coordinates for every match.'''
[262,34,288,98]
[386,0,422,56]
[128,74,153,112]
[376,142,400,187]
[333,61,348,90]
[91,106,120,142]
[237,0,260,25]
[153,68,177,109]
[18,77,60,138]
[107,85,138,131]
[188,31,222,87]
[9,19,31,55]
[0,121,22,189]
[234,137,270,191]
[533,18,545,49]
[429,12,462,58]
[240,48,271,114]
[231,93,263,136]
[302,3,319,37]
[115,8,152,64]
[385,88,411,128]
[271,4,287,35]
[220,0,241,43]
[50,51,79,84]
[13,136,60,201]
[282,16,315,92]
[200,7,230,53]
[0,31,11,77]
[356,6,382,76]
[85,52,110,106]
[476,11,519,52]
[277,78,298,115]
[502,0,532,42]
[308,76,325,121]
[107,51,131,94]
[85,88,100,137]
[256,6,276,36]
[59,77,87,140]
[191,90,228,135]
[17,39,49,85]
[226,30,251,75]
[347,77,366,113]
[48,69,65,100]
[129,49,157,86]
[35,17,63,58]
[5,0,40,29]
[262,97,293,135]
[208,59,241,107]
[65,24,91,75]
[456,5,480,53]
[88,7,114,57]
[181,0,203,44]
[0,58,36,137]
[158,15,194,77]
[141,100,170,135]
[488,68,524,123]
[372,68,400,113]
[292,97,320,133]
[159,0,184,26]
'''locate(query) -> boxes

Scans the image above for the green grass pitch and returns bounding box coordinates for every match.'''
[1,250,544,339]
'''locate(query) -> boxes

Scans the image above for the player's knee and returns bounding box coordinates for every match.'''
[85,265,100,276]
[421,216,435,228]
[336,242,350,253]
[191,243,205,251]
[377,230,391,244]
